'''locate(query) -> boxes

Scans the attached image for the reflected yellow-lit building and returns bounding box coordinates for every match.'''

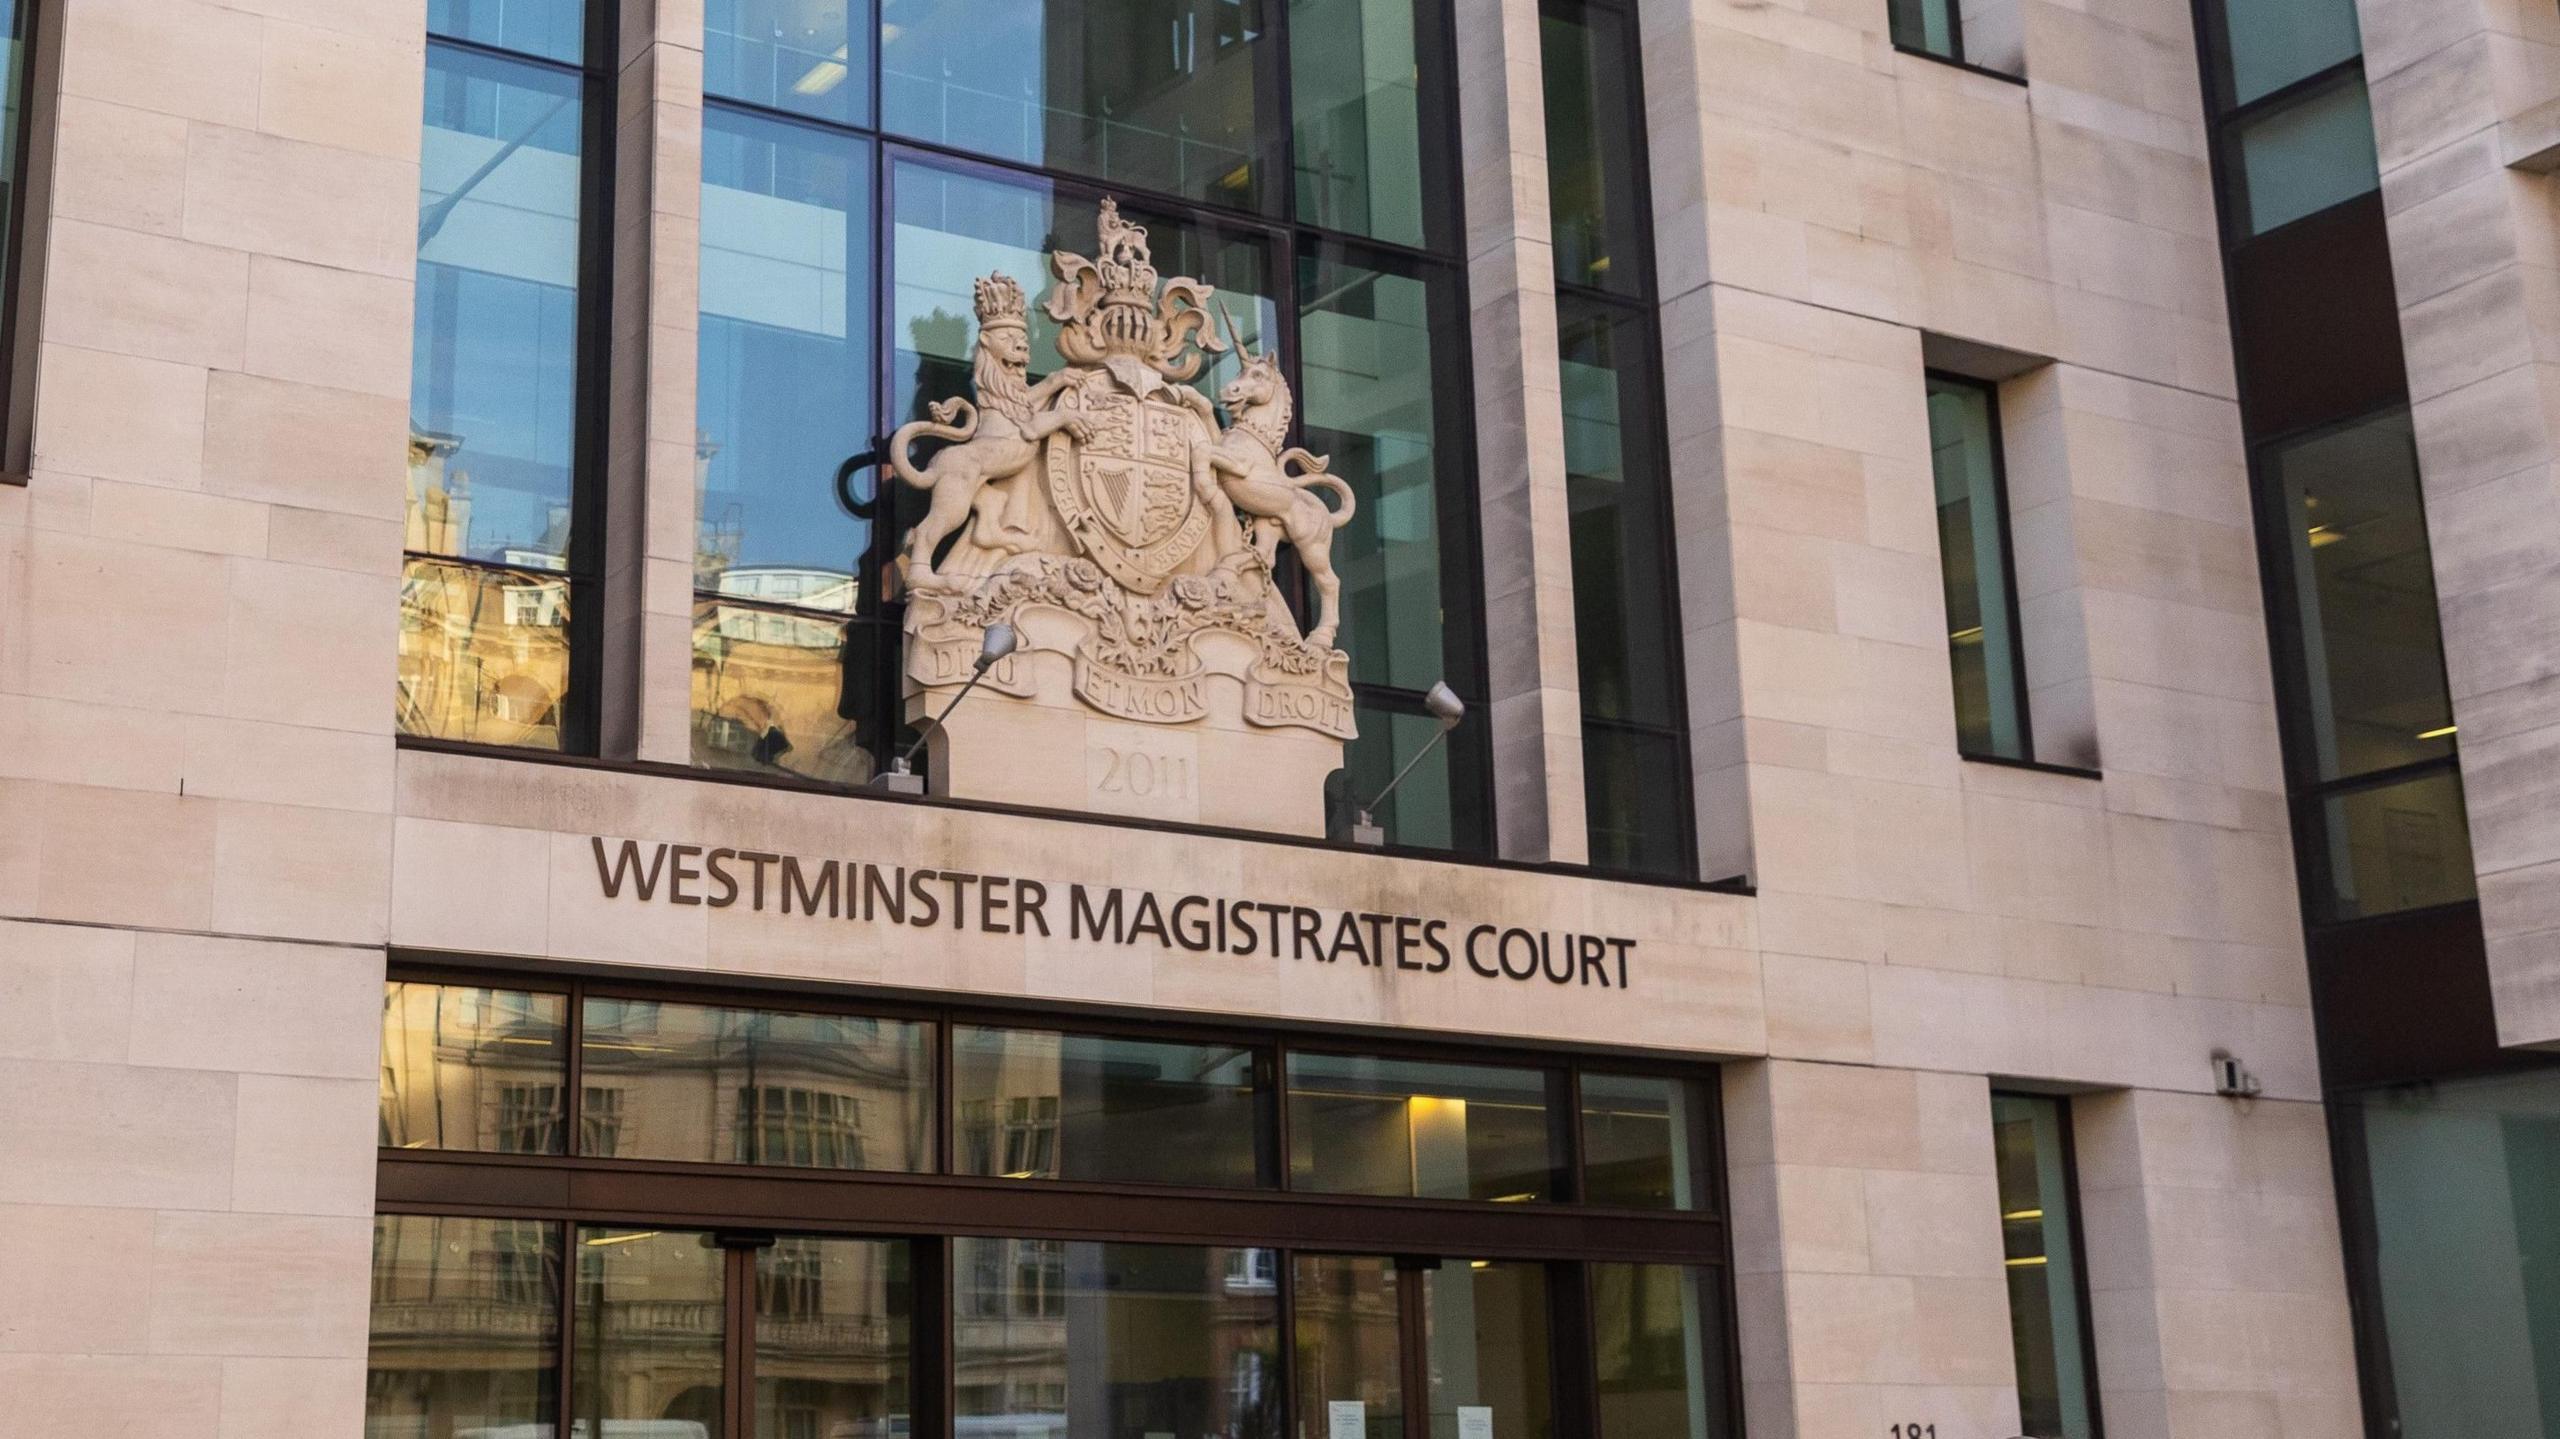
[400,434,573,752]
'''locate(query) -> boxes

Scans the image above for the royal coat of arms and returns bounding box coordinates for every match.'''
[887,200,1358,742]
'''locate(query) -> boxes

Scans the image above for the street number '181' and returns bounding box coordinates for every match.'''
[1888,1427,1936,1439]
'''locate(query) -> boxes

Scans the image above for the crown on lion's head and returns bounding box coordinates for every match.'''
[974,274,1028,333]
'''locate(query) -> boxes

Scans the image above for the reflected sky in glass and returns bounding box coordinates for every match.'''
[412,44,586,568]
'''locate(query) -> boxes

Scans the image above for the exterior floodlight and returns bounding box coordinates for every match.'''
[876,624,1019,794]
[1351,681,1466,847]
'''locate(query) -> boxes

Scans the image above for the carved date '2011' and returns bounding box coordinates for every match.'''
[1096,747,1191,801]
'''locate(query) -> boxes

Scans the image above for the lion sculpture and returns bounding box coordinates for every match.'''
[889,275,1091,590]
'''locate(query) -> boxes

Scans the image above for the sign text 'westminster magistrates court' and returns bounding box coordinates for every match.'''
[590,837,1642,989]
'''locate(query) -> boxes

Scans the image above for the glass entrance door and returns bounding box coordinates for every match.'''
[1292,1254,1556,1439]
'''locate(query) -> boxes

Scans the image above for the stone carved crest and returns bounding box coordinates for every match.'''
[889,200,1358,742]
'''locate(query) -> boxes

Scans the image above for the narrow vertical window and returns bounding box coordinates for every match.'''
[1992,1092,2101,1439]
[1542,0,1695,876]
[0,0,40,468]
[693,105,879,784]
[401,0,604,750]
[1301,241,1488,851]
[1926,373,2031,762]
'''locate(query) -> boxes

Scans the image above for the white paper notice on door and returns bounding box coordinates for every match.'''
[1456,1405,1495,1439]
[1327,1399,1367,1439]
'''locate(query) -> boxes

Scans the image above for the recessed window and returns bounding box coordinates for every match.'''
[1992,1092,2100,1439]
[1888,0,2024,76]
[1925,373,2032,762]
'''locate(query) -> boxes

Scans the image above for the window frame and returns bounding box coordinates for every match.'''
[402,7,622,754]
[1541,0,1699,880]
[376,958,1744,1439]
[1990,1089,2106,1439]
[1885,0,2029,84]
[1924,369,2037,765]
[0,0,55,483]
[659,0,1498,852]
[2243,404,2470,926]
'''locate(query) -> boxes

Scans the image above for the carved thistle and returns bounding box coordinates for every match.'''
[890,200,1357,742]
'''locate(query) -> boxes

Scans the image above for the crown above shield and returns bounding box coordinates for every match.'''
[973,274,1028,333]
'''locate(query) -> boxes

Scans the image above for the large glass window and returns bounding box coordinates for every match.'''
[1426,1260,1554,1439]
[2267,413,2453,782]
[575,1227,729,1433]
[1299,243,1486,850]
[403,3,598,750]
[954,1025,1267,1186]
[374,976,1738,1438]
[1591,1262,1724,1439]
[952,1238,1284,1438]
[367,1215,562,1434]
[1925,373,2031,762]
[755,1237,914,1437]
[695,107,882,784]
[710,0,868,125]
[1991,1093,2098,1439]
[1290,0,1441,248]
[884,0,1272,212]
[2260,409,2472,922]
[1296,1254,1406,1439]
[640,0,1488,847]
[580,997,935,1170]
[379,981,571,1154]
[2350,1071,2560,1439]
[1581,1073,1710,1211]
[1287,1053,1565,1201]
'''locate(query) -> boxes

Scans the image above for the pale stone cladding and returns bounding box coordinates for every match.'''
[2352,0,2560,1051]
[0,3,2360,1439]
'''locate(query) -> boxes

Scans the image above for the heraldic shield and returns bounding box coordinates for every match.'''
[886,193,1361,817]
[1045,388,1212,596]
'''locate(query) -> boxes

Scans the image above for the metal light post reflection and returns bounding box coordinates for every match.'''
[1351,681,1465,847]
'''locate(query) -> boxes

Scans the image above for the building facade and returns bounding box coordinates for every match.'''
[0,0,2553,1435]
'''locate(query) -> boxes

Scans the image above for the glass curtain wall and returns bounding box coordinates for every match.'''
[1539,0,1695,876]
[403,0,606,751]
[2346,1073,2560,1439]
[689,0,1487,849]
[371,975,1741,1437]
[2197,0,2470,925]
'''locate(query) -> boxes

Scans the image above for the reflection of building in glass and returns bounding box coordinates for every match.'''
[400,433,573,749]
